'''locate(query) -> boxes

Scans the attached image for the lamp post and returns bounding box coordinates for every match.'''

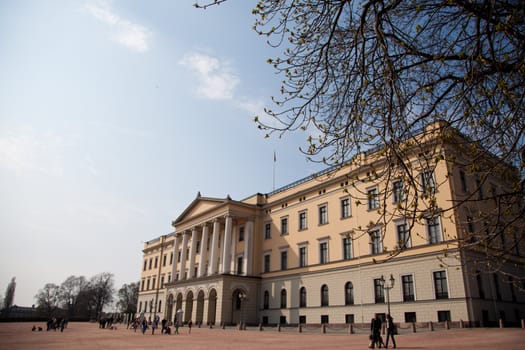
[380,274,395,315]
[238,292,247,330]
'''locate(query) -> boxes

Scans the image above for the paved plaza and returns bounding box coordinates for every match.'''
[0,322,524,350]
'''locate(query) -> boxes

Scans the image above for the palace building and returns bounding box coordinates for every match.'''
[137,122,525,327]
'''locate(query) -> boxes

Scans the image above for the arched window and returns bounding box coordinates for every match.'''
[299,287,307,308]
[263,290,269,309]
[321,284,329,307]
[280,289,287,309]
[345,282,354,305]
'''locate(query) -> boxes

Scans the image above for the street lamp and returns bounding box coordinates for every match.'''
[379,274,395,315]
[238,292,247,330]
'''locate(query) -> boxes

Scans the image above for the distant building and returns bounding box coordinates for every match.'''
[137,122,525,326]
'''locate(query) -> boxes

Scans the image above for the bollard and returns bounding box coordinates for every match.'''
[321,324,326,334]
[277,324,281,332]
[259,323,263,331]
[459,319,464,328]
[499,318,504,328]
[521,319,525,329]
[298,324,302,333]
[445,320,450,330]
[429,321,433,331]
[412,322,416,333]
[349,324,354,334]
[222,322,226,330]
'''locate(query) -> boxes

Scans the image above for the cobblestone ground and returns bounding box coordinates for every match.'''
[0,322,524,350]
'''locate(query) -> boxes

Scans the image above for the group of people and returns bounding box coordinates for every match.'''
[127,316,192,336]
[368,314,396,349]
[370,314,396,349]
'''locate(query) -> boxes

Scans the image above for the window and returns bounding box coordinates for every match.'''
[138,301,142,313]
[433,271,449,299]
[393,180,404,203]
[281,217,288,235]
[264,223,271,239]
[345,282,354,305]
[299,315,306,324]
[299,211,307,230]
[437,310,451,322]
[368,187,379,210]
[263,290,269,309]
[162,254,167,266]
[141,279,145,291]
[319,204,328,225]
[420,169,436,195]
[299,287,307,307]
[404,312,417,323]
[148,258,152,270]
[427,217,443,244]
[476,176,484,200]
[342,236,352,260]
[280,250,288,270]
[196,240,200,253]
[402,275,415,302]
[152,277,156,289]
[321,285,329,306]
[374,278,385,303]
[279,316,286,324]
[370,229,382,255]
[263,254,271,273]
[493,274,501,300]
[476,272,485,299]
[459,169,468,192]
[280,289,287,309]
[143,260,147,271]
[321,315,329,324]
[237,256,243,275]
[319,242,328,264]
[299,246,307,267]
[160,276,165,288]
[154,256,158,268]
[158,300,162,313]
[146,278,150,290]
[341,197,351,218]
[239,227,244,242]
[170,252,174,265]
[345,314,355,324]
[397,222,411,248]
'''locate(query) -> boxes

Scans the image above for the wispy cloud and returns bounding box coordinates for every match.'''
[0,128,65,177]
[82,0,151,53]
[179,53,240,100]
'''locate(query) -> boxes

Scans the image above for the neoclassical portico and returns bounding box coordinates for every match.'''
[164,194,260,325]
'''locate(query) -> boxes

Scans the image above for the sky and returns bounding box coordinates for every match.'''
[0,0,326,307]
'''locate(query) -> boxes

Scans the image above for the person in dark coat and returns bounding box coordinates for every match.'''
[370,314,383,348]
[385,314,396,348]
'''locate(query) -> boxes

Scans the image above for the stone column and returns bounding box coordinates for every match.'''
[209,219,220,275]
[243,220,254,275]
[198,223,209,277]
[179,231,189,280]
[188,227,198,279]
[221,215,233,274]
[171,234,181,281]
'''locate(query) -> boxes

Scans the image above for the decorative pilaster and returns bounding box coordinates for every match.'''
[171,234,181,281]
[244,220,254,275]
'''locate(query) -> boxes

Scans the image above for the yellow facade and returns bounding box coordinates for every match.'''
[138,123,525,326]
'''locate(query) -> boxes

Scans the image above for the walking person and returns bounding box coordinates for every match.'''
[385,314,396,349]
[188,320,192,334]
[141,318,147,335]
[369,314,383,348]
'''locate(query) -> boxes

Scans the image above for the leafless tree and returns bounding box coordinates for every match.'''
[35,283,61,318]
[116,282,139,314]
[196,1,524,283]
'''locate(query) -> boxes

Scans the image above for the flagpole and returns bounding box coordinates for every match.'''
[273,151,276,191]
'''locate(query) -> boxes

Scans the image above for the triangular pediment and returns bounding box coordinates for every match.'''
[172,195,228,226]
